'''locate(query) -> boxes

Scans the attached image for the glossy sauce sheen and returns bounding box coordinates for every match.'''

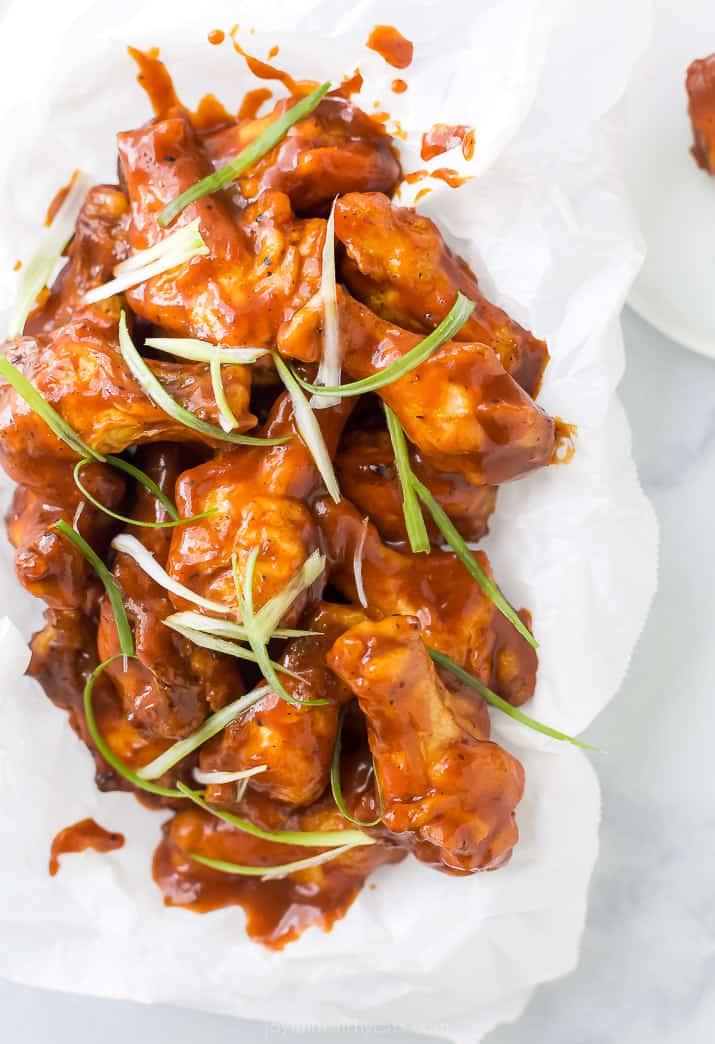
[421,123,475,161]
[686,54,715,174]
[366,25,414,69]
[49,818,124,876]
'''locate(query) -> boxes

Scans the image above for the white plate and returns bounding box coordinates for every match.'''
[625,0,715,357]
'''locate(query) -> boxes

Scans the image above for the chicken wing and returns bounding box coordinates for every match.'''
[200,603,366,808]
[118,112,325,346]
[336,427,497,545]
[328,614,525,873]
[315,496,537,707]
[334,192,548,395]
[279,288,555,486]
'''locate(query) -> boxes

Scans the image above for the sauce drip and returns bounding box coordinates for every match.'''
[191,94,235,134]
[552,418,578,464]
[421,123,475,162]
[366,25,414,69]
[49,818,124,876]
[207,29,225,46]
[45,172,78,225]
[267,45,279,60]
[334,69,364,100]
[238,87,273,119]
[13,259,21,271]
[391,78,408,94]
[128,46,181,117]
[230,32,314,97]
[404,168,471,188]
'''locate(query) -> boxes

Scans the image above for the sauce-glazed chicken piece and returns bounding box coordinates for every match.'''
[154,754,404,948]
[97,445,242,739]
[328,615,525,873]
[686,54,715,174]
[0,322,254,490]
[279,288,555,486]
[6,462,125,613]
[118,112,325,346]
[336,427,497,545]
[166,393,350,617]
[203,96,401,214]
[200,603,366,808]
[334,192,548,395]
[315,496,537,707]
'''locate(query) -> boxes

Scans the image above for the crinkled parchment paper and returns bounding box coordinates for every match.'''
[0,0,657,1040]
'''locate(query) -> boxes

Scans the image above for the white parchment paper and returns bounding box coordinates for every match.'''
[0,0,657,1040]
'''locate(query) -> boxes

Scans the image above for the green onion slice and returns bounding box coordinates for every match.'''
[111,533,229,614]
[163,619,302,679]
[353,516,369,608]
[55,520,133,656]
[177,782,373,850]
[83,219,209,305]
[165,610,318,642]
[117,312,289,447]
[330,703,384,827]
[158,82,332,227]
[73,457,215,530]
[272,352,341,503]
[428,647,597,750]
[411,475,537,649]
[136,684,272,781]
[188,843,362,881]
[289,292,475,398]
[384,404,430,554]
[310,197,341,409]
[0,355,103,462]
[144,337,269,365]
[84,654,190,798]
[251,547,326,640]
[9,170,94,337]
[193,764,267,786]
[209,354,239,433]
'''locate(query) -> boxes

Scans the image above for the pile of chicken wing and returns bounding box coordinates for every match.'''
[0,52,561,948]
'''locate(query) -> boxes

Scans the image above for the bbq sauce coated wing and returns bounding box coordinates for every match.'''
[328,615,525,873]
[334,192,549,395]
[279,288,555,485]
[336,427,497,545]
[687,55,715,174]
[315,496,537,707]
[118,112,325,346]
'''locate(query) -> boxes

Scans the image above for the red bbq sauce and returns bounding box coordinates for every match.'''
[366,25,414,69]
[391,78,408,94]
[238,87,273,119]
[49,818,125,876]
[207,29,225,46]
[421,123,475,161]
[552,418,578,464]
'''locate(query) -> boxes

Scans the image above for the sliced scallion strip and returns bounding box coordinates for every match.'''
[193,764,267,786]
[428,647,597,750]
[384,404,430,554]
[9,170,94,337]
[189,843,362,882]
[111,533,229,614]
[74,458,215,529]
[0,356,103,462]
[136,684,272,781]
[177,782,373,849]
[83,219,209,304]
[411,475,537,649]
[290,292,475,398]
[330,703,384,827]
[165,610,318,642]
[210,354,239,432]
[272,352,341,503]
[310,198,341,410]
[164,619,302,679]
[158,82,332,227]
[251,548,326,640]
[353,516,369,608]
[55,520,133,656]
[117,312,289,447]
[144,338,268,365]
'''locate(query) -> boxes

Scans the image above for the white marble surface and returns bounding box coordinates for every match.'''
[1,306,712,1041]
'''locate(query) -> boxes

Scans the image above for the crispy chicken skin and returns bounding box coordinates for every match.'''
[687,55,715,174]
[279,288,555,485]
[328,615,525,873]
[334,192,548,395]
[200,603,366,808]
[315,496,537,707]
[118,112,325,346]
[336,427,497,545]
[203,96,401,215]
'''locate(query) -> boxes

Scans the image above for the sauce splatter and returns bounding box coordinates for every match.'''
[391,78,408,94]
[13,260,22,271]
[404,168,471,189]
[128,46,182,117]
[552,418,578,464]
[230,32,315,97]
[192,94,234,133]
[44,172,78,225]
[267,45,279,60]
[414,187,432,203]
[366,25,414,69]
[421,123,475,162]
[334,69,364,100]
[238,87,273,119]
[49,818,125,876]
[207,29,225,46]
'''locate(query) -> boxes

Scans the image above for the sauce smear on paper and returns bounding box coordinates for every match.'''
[421,123,475,161]
[128,46,181,116]
[49,818,125,876]
[552,419,578,464]
[238,87,273,119]
[366,25,414,69]
[207,29,225,46]
[391,78,408,94]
